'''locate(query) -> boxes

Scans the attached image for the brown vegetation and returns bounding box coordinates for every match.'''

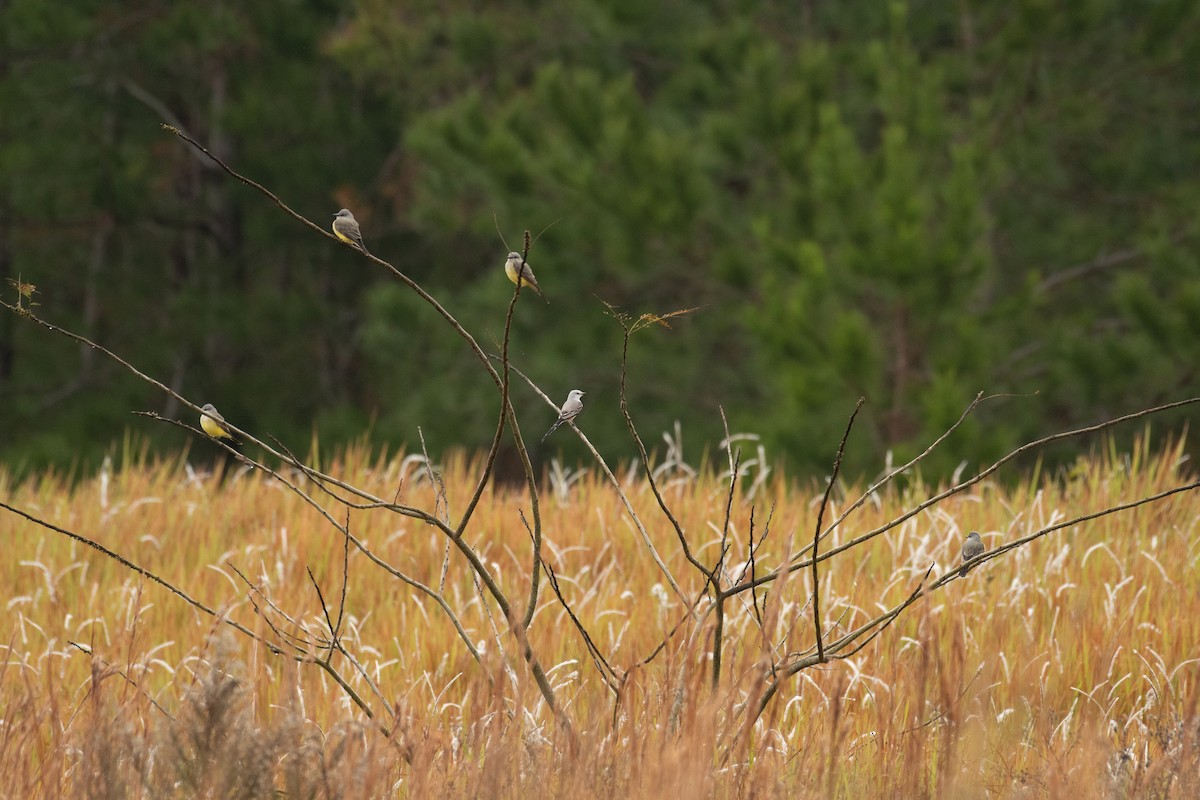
[2,436,1198,798]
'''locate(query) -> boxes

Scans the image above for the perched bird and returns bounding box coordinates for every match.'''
[199,403,239,444]
[504,252,549,303]
[332,208,369,255]
[542,389,585,443]
[960,531,985,577]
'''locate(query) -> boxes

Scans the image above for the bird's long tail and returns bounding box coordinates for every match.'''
[521,278,549,304]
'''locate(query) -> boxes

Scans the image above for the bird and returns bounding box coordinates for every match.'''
[504,252,549,303]
[960,531,985,577]
[542,389,585,443]
[332,208,369,255]
[199,403,239,444]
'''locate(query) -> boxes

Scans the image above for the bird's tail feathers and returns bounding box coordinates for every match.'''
[520,278,548,303]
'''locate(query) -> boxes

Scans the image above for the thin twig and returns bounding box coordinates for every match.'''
[521,511,620,694]
[711,407,741,692]
[812,398,864,664]
[66,641,175,721]
[611,309,715,594]
[334,511,352,640]
[227,562,318,650]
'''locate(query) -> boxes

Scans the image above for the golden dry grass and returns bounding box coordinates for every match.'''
[1,435,1198,798]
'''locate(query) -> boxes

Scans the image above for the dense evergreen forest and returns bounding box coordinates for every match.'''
[1,1,1197,478]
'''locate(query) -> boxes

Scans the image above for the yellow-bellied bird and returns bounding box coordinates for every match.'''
[332,208,369,255]
[200,403,239,444]
[504,252,549,303]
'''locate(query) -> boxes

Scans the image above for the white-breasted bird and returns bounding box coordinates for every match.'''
[542,389,585,443]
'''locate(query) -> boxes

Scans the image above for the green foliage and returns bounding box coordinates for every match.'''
[1,0,1197,478]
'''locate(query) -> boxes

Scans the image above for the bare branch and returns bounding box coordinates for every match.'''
[611,310,716,593]
[522,511,621,694]
[1036,230,1191,295]
[812,398,864,664]
[711,408,741,692]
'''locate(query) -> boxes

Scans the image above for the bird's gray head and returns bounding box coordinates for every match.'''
[334,208,352,219]
[966,531,981,542]
[506,251,522,262]
[568,389,585,401]
[201,403,217,413]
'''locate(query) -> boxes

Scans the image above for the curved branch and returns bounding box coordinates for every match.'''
[616,326,716,592]
[811,398,864,665]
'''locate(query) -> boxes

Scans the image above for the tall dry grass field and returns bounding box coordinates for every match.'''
[2,437,1198,798]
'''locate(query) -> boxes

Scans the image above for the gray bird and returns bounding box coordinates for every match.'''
[960,531,985,577]
[542,389,585,443]
[332,208,369,255]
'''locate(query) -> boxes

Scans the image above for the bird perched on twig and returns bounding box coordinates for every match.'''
[960,530,985,577]
[332,208,369,255]
[199,403,239,445]
[542,389,585,443]
[504,252,549,303]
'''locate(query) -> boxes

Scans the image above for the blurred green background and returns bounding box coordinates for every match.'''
[1,0,1197,480]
